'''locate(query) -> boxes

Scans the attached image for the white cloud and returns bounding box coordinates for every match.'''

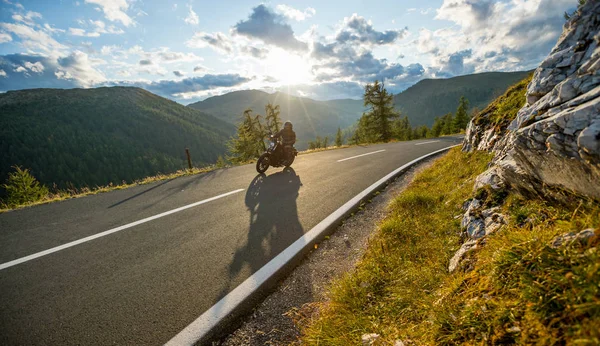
[0,22,67,54]
[275,4,316,21]
[184,6,199,25]
[186,32,233,54]
[12,11,43,26]
[24,61,44,73]
[43,23,66,34]
[69,27,100,37]
[430,0,575,73]
[0,32,12,43]
[68,20,124,37]
[0,69,6,77]
[84,0,134,27]
[55,50,106,86]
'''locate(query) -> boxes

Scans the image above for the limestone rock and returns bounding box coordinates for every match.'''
[449,240,478,273]
[551,228,597,248]
[465,0,600,201]
[361,333,380,345]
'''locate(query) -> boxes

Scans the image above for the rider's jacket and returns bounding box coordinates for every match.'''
[274,128,296,146]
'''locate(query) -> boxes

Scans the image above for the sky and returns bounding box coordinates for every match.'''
[0,0,578,103]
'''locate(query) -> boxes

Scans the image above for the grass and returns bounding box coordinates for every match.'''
[473,74,533,129]
[0,165,220,213]
[296,147,600,345]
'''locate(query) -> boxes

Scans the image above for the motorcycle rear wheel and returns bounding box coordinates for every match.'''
[284,154,295,168]
[256,153,270,173]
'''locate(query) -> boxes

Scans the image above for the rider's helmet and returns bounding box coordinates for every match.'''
[284,121,293,130]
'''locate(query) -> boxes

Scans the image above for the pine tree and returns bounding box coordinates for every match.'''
[358,80,399,142]
[2,166,49,208]
[453,96,470,131]
[335,127,343,147]
[430,116,444,137]
[264,103,282,134]
[441,113,456,135]
[392,116,412,141]
[227,109,265,163]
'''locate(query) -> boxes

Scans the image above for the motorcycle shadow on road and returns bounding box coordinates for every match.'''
[218,168,308,300]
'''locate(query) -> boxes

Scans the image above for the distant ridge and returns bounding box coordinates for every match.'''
[0,87,235,190]
[394,71,532,126]
[188,90,364,148]
[188,71,532,140]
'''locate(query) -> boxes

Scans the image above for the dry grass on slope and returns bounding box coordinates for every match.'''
[296,147,600,345]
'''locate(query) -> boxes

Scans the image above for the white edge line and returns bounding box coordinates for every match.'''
[337,149,386,162]
[415,140,441,146]
[0,189,245,271]
[166,144,460,346]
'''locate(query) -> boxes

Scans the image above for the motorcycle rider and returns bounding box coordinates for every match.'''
[272,121,296,161]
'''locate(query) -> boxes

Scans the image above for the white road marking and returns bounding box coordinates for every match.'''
[167,145,461,346]
[0,188,245,271]
[415,140,440,146]
[337,149,386,162]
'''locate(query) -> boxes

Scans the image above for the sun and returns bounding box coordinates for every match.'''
[265,48,313,85]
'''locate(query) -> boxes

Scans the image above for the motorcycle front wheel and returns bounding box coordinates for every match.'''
[256,153,270,173]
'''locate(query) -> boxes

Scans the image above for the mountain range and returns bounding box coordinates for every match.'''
[1,70,531,192]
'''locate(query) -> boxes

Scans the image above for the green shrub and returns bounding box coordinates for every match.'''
[2,166,49,208]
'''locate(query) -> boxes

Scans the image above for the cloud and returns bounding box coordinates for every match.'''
[106,73,252,99]
[240,45,269,59]
[12,11,43,26]
[184,5,199,25]
[0,32,12,43]
[69,27,100,37]
[0,52,105,91]
[0,69,6,77]
[232,4,308,52]
[336,14,408,45]
[173,70,184,77]
[275,4,316,21]
[0,22,67,54]
[55,51,106,86]
[139,59,152,65]
[193,65,207,73]
[430,0,576,73]
[84,0,134,27]
[186,31,233,54]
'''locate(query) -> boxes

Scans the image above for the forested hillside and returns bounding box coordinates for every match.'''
[0,87,235,192]
[394,71,531,126]
[188,90,365,149]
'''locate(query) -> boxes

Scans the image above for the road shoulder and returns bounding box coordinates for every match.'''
[216,156,440,346]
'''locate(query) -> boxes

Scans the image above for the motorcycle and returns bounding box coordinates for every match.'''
[256,135,298,173]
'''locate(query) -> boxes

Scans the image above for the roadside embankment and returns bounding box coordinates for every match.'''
[296,147,599,345]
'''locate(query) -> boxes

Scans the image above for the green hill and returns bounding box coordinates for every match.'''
[187,90,365,149]
[0,87,235,191]
[394,71,532,126]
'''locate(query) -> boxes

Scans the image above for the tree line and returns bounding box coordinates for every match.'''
[329,80,471,146]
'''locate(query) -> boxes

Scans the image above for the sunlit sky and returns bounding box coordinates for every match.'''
[0,0,577,103]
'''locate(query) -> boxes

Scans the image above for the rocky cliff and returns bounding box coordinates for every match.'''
[464,0,600,201]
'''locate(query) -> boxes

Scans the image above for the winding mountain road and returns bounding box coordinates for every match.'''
[0,137,461,345]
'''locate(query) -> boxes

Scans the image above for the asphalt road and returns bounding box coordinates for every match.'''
[0,137,461,345]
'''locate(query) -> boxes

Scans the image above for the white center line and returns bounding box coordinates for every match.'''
[415,140,440,146]
[0,188,245,271]
[337,149,386,162]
